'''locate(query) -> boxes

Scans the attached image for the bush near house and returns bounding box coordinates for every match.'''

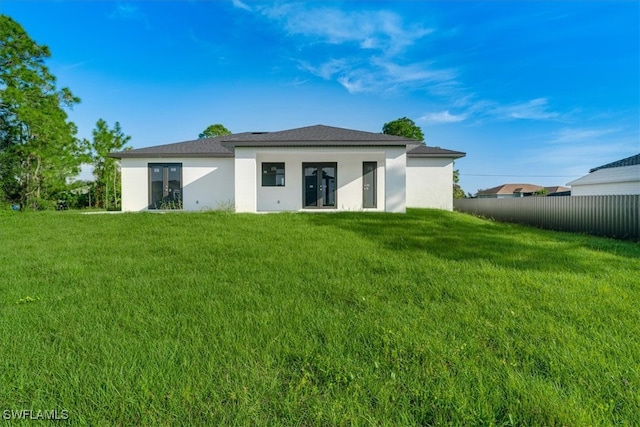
[1,209,638,425]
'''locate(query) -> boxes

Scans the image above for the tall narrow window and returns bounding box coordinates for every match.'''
[363,162,377,208]
[262,163,285,186]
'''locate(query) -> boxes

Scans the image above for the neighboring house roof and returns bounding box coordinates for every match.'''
[543,186,571,194]
[109,124,466,159]
[477,183,544,196]
[476,184,570,197]
[589,153,640,173]
[567,164,640,186]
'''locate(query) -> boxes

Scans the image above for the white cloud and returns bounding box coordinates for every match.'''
[299,58,349,80]
[232,0,252,12]
[550,127,620,143]
[257,4,432,55]
[493,98,560,121]
[110,3,150,28]
[300,57,457,95]
[374,59,457,85]
[458,97,563,123]
[234,2,450,95]
[419,110,467,124]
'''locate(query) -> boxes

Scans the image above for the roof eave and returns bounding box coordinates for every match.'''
[109,152,234,159]
[229,141,409,147]
[407,152,466,159]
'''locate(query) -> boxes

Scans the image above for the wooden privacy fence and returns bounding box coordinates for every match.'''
[454,195,640,240]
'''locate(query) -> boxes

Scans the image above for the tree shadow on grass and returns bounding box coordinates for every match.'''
[302,209,640,274]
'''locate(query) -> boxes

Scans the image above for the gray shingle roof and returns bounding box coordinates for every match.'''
[110,125,465,159]
[108,134,238,158]
[589,153,640,173]
[407,144,466,159]
[224,125,415,146]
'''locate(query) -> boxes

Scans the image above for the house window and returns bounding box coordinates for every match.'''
[262,162,285,186]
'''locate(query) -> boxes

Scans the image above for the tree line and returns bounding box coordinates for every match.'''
[0,15,131,210]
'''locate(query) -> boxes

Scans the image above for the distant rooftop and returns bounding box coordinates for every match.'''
[477,183,570,196]
[590,154,640,173]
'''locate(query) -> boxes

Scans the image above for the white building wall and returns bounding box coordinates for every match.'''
[568,165,640,196]
[121,159,149,212]
[406,157,454,210]
[234,149,258,212]
[235,147,404,212]
[120,157,234,212]
[385,148,407,213]
[571,181,640,196]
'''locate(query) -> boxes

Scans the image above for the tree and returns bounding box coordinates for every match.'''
[453,166,466,199]
[199,123,231,139]
[0,15,83,209]
[382,117,425,143]
[89,119,131,209]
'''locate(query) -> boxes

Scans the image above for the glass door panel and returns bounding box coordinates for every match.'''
[168,165,182,207]
[363,162,376,208]
[149,163,182,209]
[304,166,318,207]
[321,166,336,207]
[302,163,337,208]
[150,165,164,209]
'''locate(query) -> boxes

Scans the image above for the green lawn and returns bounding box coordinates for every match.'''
[1,209,638,425]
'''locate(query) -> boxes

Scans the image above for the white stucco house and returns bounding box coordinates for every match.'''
[109,125,465,213]
[567,154,640,196]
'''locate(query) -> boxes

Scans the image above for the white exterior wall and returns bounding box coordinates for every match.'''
[234,147,406,212]
[571,181,640,196]
[385,148,407,213]
[568,165,640,196]
[120,157,234,212]
[406,157,454,210]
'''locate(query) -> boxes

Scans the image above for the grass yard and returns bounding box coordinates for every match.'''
[1,209,638,425]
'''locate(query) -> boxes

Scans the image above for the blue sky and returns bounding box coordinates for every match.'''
[2,0,638,194]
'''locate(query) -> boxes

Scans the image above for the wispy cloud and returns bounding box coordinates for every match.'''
[231,0,252,12]
[550,127,621,144]
[60,61,88,71]
[110,3,150,29]
[523,126,638,182]
[454,97,563,124]
[257,3,432,55]
[301,57,457,95]
[229,0,576,129]
[419,110,468,124]
[233,1,449,95]
[299,58,350,81]
[492,98,560,121]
